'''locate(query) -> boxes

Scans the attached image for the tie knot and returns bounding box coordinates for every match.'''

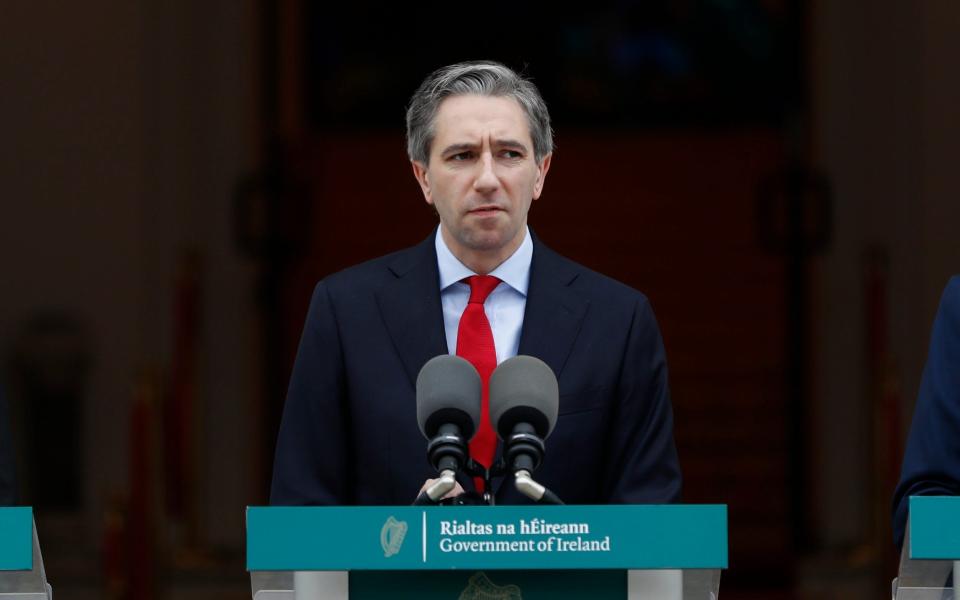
[464,275,501,304]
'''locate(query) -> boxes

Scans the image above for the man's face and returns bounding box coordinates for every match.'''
[412,95,551,268]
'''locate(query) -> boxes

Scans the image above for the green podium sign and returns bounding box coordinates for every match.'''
[247,505,726,599]
[0,507,32,571]
[248,505,726,571]
[909,496,960,559]
[893,497,960,599]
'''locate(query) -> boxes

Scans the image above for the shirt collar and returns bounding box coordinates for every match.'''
[435,226,532,296]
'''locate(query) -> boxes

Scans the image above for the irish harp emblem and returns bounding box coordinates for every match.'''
[458,572,522,600]
[380,516,407,557]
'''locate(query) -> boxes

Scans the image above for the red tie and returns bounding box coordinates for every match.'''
[456,275,501,491]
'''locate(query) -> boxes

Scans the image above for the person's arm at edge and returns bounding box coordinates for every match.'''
[892,275,960,549]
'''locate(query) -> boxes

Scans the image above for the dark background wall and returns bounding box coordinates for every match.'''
[0,1,957,598]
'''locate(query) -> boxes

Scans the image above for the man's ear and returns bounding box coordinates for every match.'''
[411,160,433,205]
[532,153,552,200]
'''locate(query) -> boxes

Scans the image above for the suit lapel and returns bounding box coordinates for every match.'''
[375,232,588,388]
[517,237,589,381]
[375,234,449,389]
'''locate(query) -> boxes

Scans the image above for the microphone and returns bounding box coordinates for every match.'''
[414,355,481,504]
[489,355,564,504]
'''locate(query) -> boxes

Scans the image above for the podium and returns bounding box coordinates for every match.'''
[0,508,52,599]
[893,496,960,599]
[247,504,727,599]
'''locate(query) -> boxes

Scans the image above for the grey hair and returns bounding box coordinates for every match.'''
[405,61,553,164]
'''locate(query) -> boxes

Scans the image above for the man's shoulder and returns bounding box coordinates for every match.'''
[318,236,434,295]
[534,240,652,309]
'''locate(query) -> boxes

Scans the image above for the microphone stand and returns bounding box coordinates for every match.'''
[413,433,564,506]
[484,459,562,505]
[498,424,565,505]
[413,458,493,506]
[513,469,564,505]
[415,469,457,504]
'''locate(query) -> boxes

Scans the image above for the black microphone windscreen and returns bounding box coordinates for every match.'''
[489,355,559,440]
[416,355,482,440]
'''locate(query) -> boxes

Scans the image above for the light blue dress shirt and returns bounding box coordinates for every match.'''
[435,226,531,365]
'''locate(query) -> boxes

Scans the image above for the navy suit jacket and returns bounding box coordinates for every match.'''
[270,232,682,506]
[893,275,960,549]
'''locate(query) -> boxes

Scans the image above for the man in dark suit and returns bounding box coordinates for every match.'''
[270,61,681,506]
[893,275,960,548]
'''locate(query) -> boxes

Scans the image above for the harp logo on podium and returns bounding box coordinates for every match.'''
[380,516,407,557]
[459,572,522,600]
